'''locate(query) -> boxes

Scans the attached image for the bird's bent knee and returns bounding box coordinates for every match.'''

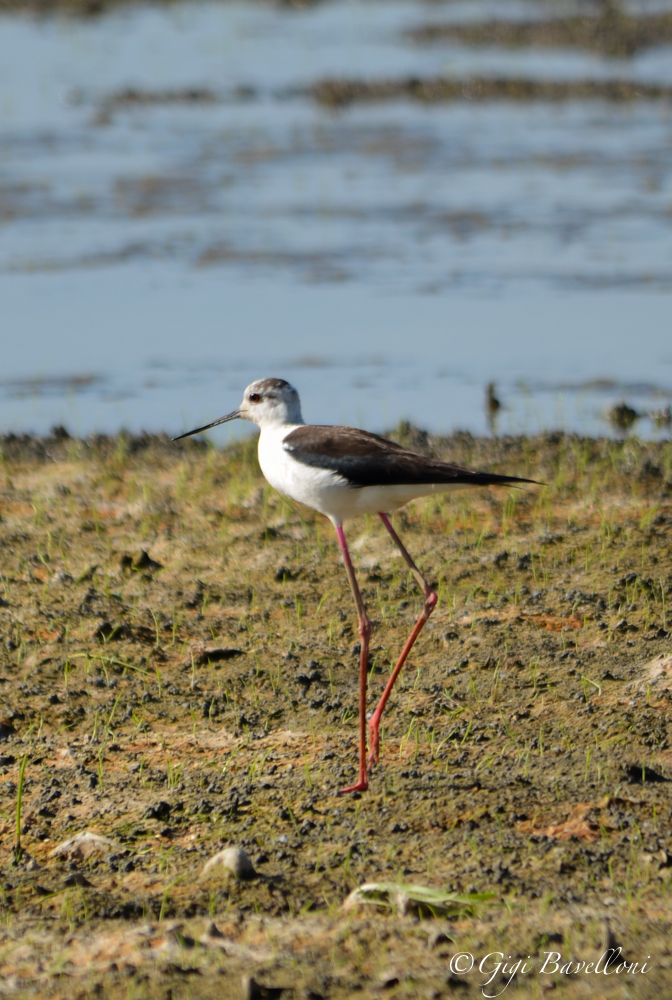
[359,618,372,639]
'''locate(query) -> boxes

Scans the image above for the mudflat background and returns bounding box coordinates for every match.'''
[1,430,672,998]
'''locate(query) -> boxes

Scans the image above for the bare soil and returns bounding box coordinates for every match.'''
[1,429,672,999]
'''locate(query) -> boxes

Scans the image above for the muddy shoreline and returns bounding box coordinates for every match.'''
[1,430,671,996]
[311,75,672,108]
[409,8,672,59]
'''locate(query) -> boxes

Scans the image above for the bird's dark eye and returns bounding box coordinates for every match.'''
[249,392,260,403]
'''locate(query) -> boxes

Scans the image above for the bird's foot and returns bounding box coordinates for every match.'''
[338,775,369,795]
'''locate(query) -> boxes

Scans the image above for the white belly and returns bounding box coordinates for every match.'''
[257,425,461,525]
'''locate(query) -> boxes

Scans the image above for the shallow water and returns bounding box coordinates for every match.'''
[2,0,672,439]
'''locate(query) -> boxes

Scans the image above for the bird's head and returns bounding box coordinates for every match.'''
[173,378,303,441]
[238,378,303,427]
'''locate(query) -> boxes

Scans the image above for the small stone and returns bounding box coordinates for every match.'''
[166,928,195,948]
[0,720,15,741]
[50,831,118,862]
[446,973,470,989]
[63,872,94,888]
[428,930,452,950]
[202,846,256,880]
[142,801,171,821]
[242,976,285,1000]
[184,580,205,608]
[133,550,163,572]
[624,762,668,784]
[183,645,244,667]
[90,620,127,642]
[378,971,401,989]
[204,921,225,939]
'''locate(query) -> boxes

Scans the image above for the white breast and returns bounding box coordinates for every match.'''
[257,425,462,526]
[257,424,350,521]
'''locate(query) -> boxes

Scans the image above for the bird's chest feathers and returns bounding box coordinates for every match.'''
[258,426,343,507]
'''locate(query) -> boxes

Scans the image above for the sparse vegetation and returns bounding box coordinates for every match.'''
[0,430,672,996]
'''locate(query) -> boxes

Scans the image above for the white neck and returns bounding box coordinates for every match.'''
[253,398,304,429]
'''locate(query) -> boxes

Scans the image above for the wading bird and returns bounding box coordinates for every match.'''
[175,378,536,794]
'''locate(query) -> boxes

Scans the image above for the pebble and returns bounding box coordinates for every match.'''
[202,846,256,880]
[50,830,118,861]
[203,921,225,940]
[378,970,401,989]
[242,976,285,1000]
[63,872,94,888]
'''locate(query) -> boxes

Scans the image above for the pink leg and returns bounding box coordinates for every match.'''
[334,523,371,794]
[368,512,438,770]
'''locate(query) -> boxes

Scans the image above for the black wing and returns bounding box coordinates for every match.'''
[283,425,538,489]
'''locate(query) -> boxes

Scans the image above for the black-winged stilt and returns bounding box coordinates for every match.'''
[175,378,537,794]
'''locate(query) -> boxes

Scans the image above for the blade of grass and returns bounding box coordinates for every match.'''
[14,753,28,865]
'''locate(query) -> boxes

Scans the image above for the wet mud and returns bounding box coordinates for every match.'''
[409,6,672,59]
[311,76,672,109]
[1,429,672,997]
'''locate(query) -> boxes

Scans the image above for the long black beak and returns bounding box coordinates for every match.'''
[172,409,240,441]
